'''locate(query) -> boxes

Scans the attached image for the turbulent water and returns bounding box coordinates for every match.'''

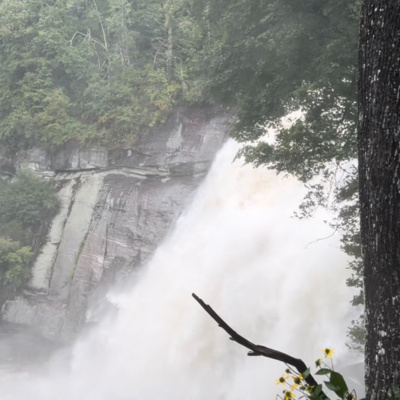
[0,140,362,399]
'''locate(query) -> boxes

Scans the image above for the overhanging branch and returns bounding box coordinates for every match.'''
[192,293,325,393]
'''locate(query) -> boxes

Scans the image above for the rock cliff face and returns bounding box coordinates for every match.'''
[1,107,230,341]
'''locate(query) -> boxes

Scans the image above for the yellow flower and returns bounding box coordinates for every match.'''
[283,389,296,399]
[290,374,303,389]
[306,385,315,394]
[322,347,335,358]
[276,374,289,385]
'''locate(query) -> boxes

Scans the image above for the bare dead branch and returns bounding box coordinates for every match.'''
[91,0,108,51]
[192,293,326,394]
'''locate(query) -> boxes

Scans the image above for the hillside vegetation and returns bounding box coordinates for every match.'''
[0,169,59,295]
[0,0,197,149]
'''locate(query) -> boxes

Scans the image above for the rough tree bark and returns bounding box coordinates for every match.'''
[358,2,400,398]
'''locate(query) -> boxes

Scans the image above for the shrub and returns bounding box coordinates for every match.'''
[0,238,33,290]
[0,168,59,228]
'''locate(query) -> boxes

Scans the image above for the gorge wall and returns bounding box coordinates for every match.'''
[0,107,230,342]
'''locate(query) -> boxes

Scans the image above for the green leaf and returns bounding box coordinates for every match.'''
[302,368,311,379]
[309,384,323,399]
[329,371,349,398]
[316,368,332,376]
[324,380,340,392]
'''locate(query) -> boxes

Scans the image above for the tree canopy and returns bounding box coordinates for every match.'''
[188,0,359,161]
[185,0,364,345]
[0,0,360,165]
[0,0,191,149]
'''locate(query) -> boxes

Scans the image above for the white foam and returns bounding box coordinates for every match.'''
[0,139,363,399]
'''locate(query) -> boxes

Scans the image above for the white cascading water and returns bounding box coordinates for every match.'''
[0,139,363,399]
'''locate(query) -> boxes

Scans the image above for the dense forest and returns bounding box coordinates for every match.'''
[0,0,359,152]
[0,0,193,149]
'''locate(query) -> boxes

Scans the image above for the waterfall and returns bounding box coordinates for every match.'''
[0,139,362,399]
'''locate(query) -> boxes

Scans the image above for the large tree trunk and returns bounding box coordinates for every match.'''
[358,2,400,398]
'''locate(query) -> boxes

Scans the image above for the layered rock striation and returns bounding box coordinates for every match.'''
[1,107,230,341]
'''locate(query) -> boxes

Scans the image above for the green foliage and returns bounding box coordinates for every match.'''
[389,387,400,400]
[186,0,359,184]
[0,169,59,228]
[0,169,59,293]
[188,0,359,127]
[186,0,360,207]
[96,65,181,144]
[275,349,360,400]
[0,0,191,149]
[0,238,33,291]
[347,318,365,352]
[186,0,364,348]
[33,89,83,146]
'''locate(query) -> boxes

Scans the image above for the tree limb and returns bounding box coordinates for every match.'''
[192,293,325,393]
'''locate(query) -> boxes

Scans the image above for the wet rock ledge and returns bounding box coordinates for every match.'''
[1,107,231,341]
